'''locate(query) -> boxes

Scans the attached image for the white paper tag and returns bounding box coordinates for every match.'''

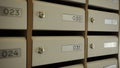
[62,14,83,22]
[111,0,118,3]
[104,42,117,48]
[62,44,80,52]
[104,64,117,68]
[105,19,117,25]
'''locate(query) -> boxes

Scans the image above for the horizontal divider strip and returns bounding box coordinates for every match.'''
[0,30,26,36]
[33,30,84,36]
[88,31,118,36]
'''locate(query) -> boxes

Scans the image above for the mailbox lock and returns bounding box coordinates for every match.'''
[39,11,45,18]
[90,17,95,23]
[90,43,95,49]
[36,47,45,54]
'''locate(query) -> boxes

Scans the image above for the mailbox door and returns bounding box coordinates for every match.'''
[0,0,27,29]
[0,37,26,68]
[32,36,84,66]
[88,36,118,57]
[88,10,119,32]
[33,1,85,31]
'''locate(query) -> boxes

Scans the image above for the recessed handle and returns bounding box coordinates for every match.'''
[39,11,45,18]
[90,17,95,23]
[36,47,45,54]
[90,43,95,49]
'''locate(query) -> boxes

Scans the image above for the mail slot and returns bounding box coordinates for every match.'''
[88,36,118,57]
[88,10,119,32]
[0,37,26,68]
[89,0,119,10]
[33,1,85,31]
[61,0,85,3]
[0,0,27,29]
[61,64,83,68]
[32,36,84,66]
[88,58,118,68]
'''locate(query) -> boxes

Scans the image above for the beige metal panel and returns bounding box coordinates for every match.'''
[61,64,83,68]
[32,36,84,66]
[61,0,85,3]
[33,1,85,31]
[0,37,26,68]
[88,10,119,32]
[89,0,119,10]
[88,58,118,68]
[0,0,27,29]
[88,36,118,57]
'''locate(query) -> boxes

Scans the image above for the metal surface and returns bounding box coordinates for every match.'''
[0,37,26,68]
[88,36,118,57]
[88,58,117,68]
[61,58,117,68]
[32,36,84,66]
[0,0,27,29]
[33,1,85,31]
[89,0,119,10]
[88,10,119,32]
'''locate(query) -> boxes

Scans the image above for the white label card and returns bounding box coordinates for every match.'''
[105,19,117,25]
[62,14,83,22]
[62,44,80,52]
[111,0,118,3]
[104,42,117,48]
[104,64,117,68]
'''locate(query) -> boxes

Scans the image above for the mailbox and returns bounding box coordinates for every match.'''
[88,36,118,57]
[88,10,119,32]
[33,1,85,31]
[0,0,27,29]
[0,37,26,68]
[32,36,84,66]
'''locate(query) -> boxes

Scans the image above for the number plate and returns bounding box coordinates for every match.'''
[0,6,22,16]
[62,14,83,22]
[0,48,21,59]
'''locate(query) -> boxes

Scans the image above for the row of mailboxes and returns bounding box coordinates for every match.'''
[33,1,119,31]
[0,1,119,32]
[63,0,119,10]
[62,58,117,68]
[0,37,26,68]
[32,36,118,66]
[0,36,118,67]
